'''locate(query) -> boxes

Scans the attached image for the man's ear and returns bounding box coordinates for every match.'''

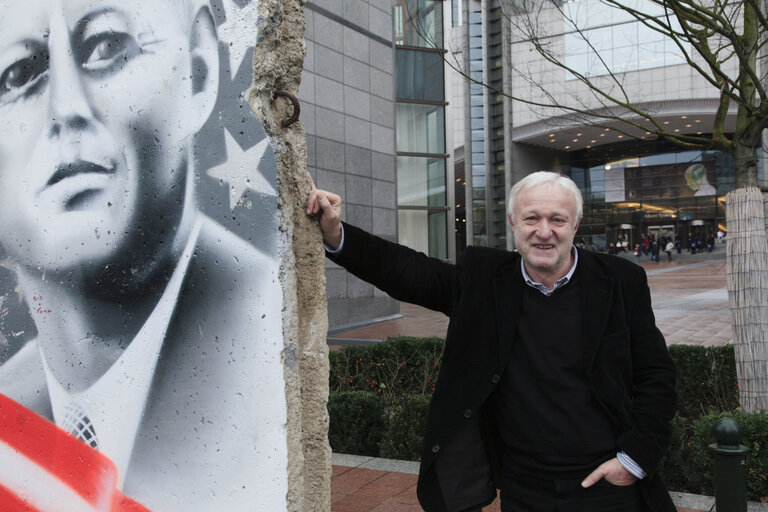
[189,6,220,132]
[508,214,515,229]
[574,216,582,232]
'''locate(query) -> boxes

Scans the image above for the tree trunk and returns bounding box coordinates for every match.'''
[726,187,768,412]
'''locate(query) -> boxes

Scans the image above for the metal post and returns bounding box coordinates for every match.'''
[708,417,749,512]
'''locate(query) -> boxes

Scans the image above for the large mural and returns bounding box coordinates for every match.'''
[0,1,288,510]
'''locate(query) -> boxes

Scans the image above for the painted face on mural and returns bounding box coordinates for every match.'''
[0,1,218,284]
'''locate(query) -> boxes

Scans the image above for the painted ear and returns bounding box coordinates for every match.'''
[188,6,220,131]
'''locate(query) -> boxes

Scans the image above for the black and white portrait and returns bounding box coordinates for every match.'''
[0,1,287,510]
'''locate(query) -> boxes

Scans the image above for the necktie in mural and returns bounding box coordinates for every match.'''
[62,401,99,449]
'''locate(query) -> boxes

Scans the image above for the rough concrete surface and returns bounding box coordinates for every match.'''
[250,0,332,510]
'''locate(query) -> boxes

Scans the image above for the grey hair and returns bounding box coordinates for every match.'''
[507,171,583,220]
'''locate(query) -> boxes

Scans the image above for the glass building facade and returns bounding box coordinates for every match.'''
[569,140,743,250]
[395,0,449,259]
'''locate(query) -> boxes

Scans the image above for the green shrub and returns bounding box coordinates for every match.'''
[691,411,768,501]
[660,410,768,502]
[326,339,768,502]
[327,391,386,457]
[668,344,739,418]
[659,414,690,489]
[379,394,431,461]
[329,336,444,404]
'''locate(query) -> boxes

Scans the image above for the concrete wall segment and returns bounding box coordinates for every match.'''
[251,0,331,510]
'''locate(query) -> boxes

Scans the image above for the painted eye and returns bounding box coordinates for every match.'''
[0,49,48,103]
[79,33,139,74]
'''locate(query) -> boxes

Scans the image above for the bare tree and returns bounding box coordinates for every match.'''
[444,0,768,411]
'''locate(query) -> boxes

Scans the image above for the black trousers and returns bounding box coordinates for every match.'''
[498,473,644,512]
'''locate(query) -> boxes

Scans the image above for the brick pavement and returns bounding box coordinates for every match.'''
[330,252,738,512]
[331,463,718,512]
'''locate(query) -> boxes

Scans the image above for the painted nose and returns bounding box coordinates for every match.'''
[47,15,95,139]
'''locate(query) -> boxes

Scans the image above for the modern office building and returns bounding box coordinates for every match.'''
[458,0,767,252]
[303,0,761,329]
[302,0,401,329]
[302,0,457,330]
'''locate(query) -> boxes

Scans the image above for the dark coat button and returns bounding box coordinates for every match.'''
[491,374,501,384]
[464,409,472,418]
[432,444,440,453]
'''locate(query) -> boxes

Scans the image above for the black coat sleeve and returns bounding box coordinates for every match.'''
[617,263,677,476]
[329,223,461,316]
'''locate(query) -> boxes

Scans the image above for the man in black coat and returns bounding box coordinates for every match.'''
[308,172,677,512]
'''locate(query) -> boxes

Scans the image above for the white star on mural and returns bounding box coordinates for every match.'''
[207,131,276,210]
[218,0,260,73]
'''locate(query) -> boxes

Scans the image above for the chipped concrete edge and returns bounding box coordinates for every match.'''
[250,0,331,511]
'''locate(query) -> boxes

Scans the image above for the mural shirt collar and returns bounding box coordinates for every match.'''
[41,214,204,488]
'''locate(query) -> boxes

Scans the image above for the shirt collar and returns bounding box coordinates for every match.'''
[42,214,203,488]
[521,246,578,296]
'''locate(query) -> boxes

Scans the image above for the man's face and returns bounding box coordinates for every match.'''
[509,184,581,284]
[0,1,216,276]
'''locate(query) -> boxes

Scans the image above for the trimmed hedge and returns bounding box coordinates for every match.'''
[329,336,443,404]
[327,339,768,501]
[660,411,768,501]
[327,391,386,457]
[379,394,431,461]
[667,344,739,417]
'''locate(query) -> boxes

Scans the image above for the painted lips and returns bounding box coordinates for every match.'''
[41,159,117,211]
[47,160,115,187]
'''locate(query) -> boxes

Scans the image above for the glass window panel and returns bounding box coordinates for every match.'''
[428,210,448,259]
[589,167,606,200]
[427,158,446,207]
[398,209,447,258]
[585,51,609,77]
[637,23,665,45]
[396,104,445,153]
[676,151,702,163]
[394,0,443,48]
[398,210,429,254]
[637,42,665,70]
[564,1,590,29]
[452,0,462,27]
[639,152,675,166]
[586,27,613,55]
[397,156,447,206]
[565,33,590,55]
[565,52,589,78]
[396,49,445,101]
[613,22,637,48]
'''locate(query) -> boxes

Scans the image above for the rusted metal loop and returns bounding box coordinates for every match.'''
[273,90,300,128]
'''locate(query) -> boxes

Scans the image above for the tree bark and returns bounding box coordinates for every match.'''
[726,187,768,412]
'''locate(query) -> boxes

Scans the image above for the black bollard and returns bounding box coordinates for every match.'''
[708,417,749,512]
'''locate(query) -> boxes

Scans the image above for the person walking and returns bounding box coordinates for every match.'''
[665,240,674,261]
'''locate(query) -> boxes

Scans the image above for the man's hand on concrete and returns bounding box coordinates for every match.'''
[581,457,638,488]
[306,178,343,250]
